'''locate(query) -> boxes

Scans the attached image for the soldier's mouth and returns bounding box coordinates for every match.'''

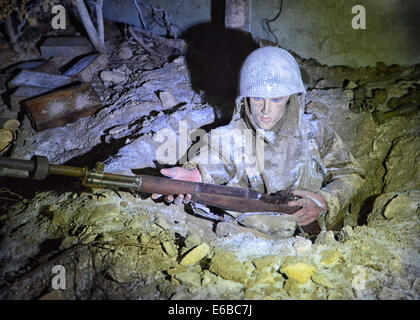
[260,117,272,123]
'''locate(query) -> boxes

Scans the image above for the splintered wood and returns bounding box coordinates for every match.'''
[25,84,102,131]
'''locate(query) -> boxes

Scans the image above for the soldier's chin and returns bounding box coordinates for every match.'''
[257,120,275,130]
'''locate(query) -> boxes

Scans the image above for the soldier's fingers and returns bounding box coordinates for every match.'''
[165,195,174,203]
[174,194,184,205]
[291,208,308,219]
[151,193,162,199]
[288,199,308,207]
[183,194,192,204]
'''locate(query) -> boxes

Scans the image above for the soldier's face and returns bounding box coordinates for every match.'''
[249,96,290,130]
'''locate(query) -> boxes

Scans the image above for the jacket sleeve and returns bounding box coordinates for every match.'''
[316,120,365,230]
[182,129,236,185]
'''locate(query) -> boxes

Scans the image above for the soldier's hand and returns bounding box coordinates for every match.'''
[288,190,327,226]
[151,167,201,204]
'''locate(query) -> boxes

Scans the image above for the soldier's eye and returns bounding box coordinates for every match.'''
[252,97,263,101]
[272,98,281,103]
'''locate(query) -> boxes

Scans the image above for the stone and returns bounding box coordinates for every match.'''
[293,238,312,253]
[40,37,93,59]
[24,83,102,131]
[158,91,179,108]
[78,53,109,82]
[174,271,202,287]
[314,230,336,245]
[412,278,420,295]
[344,80,358,90]
[161,241,178,257]
[238,214,297,239]
[209,251,248,284]
[283,278,301,296]
[0,129,13,154]
[311,274,334,288]
[320,249,343,267]
[383,136,420,193]
[388,256,405,277]
[378,287,405,300]
[338,225,354,242]
[252,255,279,271]
[280,262,316,284]
[184,234,201,248]
[368,193,419,222]
[9,70,72,89]
[100,70,126,84]
[38,290,65,300]
[50,210,68,227]
[118,47,133,60]
[89,204,120,223]
[180,242,210,266]
[167,264,188,276]
[254,271,276,285]
[327,292,346,300]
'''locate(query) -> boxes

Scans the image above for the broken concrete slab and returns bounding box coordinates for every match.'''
[8,70,72,89]
[40,37,93,59]
[25,83,102,131]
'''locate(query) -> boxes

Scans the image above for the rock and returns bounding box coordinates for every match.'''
[154,217,169,230]
[314,230,336,245]
[252,255,279,271]
[344,80,358,90]
[100,70,126,84]
[40,37,92,59]
[180,243,210,266]
[412,278,420,295]
[388,256,405,277]
[327,292,346,300]
[311,274,334,288]
[38,290,65,300]
[167,264,188,276]
[161,241,178,257]
[0,129,14,154]
[383,136,420,193]
[368,193,419,222]
[209,251,248,284]
[158,91,179,108]
[184,234,201,249]
[280,262,316,284]
[293,238,312,253]
[372,88,388,104]
[338,225,354,242]
[283,278,301,296]
[89,204,120,223]
[320,249,343,267]
[254,271,276,285]
[118,47,133,60]
[78,53,108,82]
[175,271,202,287]
[9,70,72,89]
[378,287,405,300]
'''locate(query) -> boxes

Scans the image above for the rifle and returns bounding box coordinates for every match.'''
[0,155,320,234]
